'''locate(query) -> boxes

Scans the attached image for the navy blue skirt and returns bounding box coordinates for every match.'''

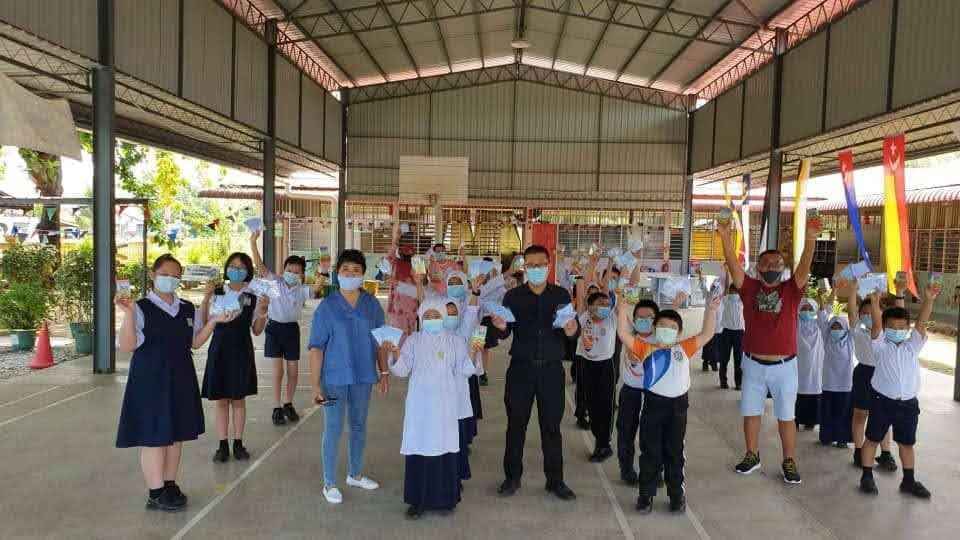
[458,417,477,481]
[820,391,853,444]
[404,453,462,510]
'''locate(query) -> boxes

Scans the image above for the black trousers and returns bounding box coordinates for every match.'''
[638,391,688,499]
[718,329,744,387]
[573,354,588,420]
[578,356,615,449]
[616,385,644,474]
[503,361,565,484]
[702,335,720,369]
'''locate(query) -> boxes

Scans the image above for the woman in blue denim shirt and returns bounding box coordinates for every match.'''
[309,249,390,505]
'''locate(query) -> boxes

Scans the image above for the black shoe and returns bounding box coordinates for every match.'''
[735,385,741,391]
[853,448,863,467]
[669,496,686,513]
[589,447,613,463]
[545,481,576,501]
[735,452,761,475]
[146,489,186,512]
[576,417,591,430]
[283,403,300,423]
[782,458,802,484]
[232,442,250,461]
[860,475,879,495]
[620,469,639,486]
[711,364,718,372]
[405,505,424,520]
[479,374,489,386]
[272,407,287,426]
[876,453,898,472]
[702,364,710,372]
[164,483,187,506]
[636,496,653,514]
[833,442,849,449]
[497,479,520,497]
[720,381,729,389]
[213,447,230,463]
[900,480,931,499]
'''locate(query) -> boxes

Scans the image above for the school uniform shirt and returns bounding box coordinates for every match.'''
[575,312,617,361]
[446,295,481,421]
[870,330,927,401]
[308,290,385,386]
[822,315,855,392]
[721,294,745,331]
[852,324,876,367]
[796,305,824,395]
[265,273,311,323]
[620,334,648,389]
[390,329,476,456]
[629,337,699,398]
[132,291,204,347]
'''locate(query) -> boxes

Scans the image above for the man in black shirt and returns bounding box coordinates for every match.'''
[492,245,580,500]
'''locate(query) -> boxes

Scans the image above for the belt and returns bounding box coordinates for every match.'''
[745,353,795,366]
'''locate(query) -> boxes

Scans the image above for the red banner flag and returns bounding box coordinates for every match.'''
[881,134,917,297]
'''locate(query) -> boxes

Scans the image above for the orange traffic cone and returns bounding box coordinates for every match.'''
[29,321,55,370]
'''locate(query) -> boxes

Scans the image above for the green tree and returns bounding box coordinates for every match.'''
[17,149,63,252]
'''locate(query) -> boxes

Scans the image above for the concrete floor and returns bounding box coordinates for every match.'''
[1,302,959,540]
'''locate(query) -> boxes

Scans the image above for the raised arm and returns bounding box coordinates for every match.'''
[251,295,269,336]
[793,223,818,289]
[616,299,638,352]
[846,279,859,327]
[695,294,722,349]
[916,283,939,339]
[716,220,745,289]
[249,230,268,277]
[869,289,883,338]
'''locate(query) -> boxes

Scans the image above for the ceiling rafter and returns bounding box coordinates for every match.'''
[424,0,452,71]
[272,0,358,87]
[377,0,422,77]
[549,0,570,71]
[614,0,674,82]
[469,0,487,68]
[647,0,738,88]
[583,0,622,75]
[326,0,389,82]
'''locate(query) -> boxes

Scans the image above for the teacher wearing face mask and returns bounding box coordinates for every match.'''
[717,216,819,486]
[491,245,580,501]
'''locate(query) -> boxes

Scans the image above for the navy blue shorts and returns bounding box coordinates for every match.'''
[865,391,919,446]
[851,364,875,410]
[264,321,301,361]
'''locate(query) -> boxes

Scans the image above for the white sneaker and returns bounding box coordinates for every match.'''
[323,486,343,504]
[346,475,379,490]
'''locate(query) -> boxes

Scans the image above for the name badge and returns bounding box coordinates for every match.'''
[186,318,194,328]
[242,296,252,307]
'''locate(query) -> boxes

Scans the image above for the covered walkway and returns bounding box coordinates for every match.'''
[1,304,957,540]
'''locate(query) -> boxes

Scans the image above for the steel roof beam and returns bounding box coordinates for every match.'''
[583,0,621,75]
[378,0,422,77]
[326,0,389,82]
[647,0,737,87]
[273,0,358,87]
[424,0,452,71]
[471,0,486,68]
[615,0,674,81]
[549,0,570,71]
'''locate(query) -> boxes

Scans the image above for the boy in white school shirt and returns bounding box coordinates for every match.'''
[858,283,938,498]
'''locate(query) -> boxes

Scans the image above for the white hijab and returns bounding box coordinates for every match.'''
[823,314,853,360]
[798,298,823,359]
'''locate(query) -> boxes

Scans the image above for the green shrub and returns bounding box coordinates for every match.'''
[0,243,57,285]
[55,241,95,323]
[0,282,50,330]
[118,261,148,297]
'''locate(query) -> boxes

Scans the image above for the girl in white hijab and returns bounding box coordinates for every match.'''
[388,295,481,520]
[819,314,856,447]
[795,298,824,431]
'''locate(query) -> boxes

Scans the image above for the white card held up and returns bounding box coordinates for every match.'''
[480,273,506,297]
[377,257,392,276]
[371,326,404,347]
[857,273,888,297]
[244,217,263,233]
[840,261,871,281]
[481,301,516,323]
[210,294,242,316]
[248,278,281,299]
[617,251,638,272]
[596,257,610,274]
[659,276,692,301]
[607,247,623,258]
[553,303,577,329]
[468,259,485,279]
[395,281,418,299]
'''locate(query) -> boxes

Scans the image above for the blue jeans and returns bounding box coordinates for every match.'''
[322,383,373,486]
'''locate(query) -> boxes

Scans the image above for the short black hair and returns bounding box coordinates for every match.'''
[587,292,608,306]
[432,243,445,251]
[859,297,872,312]
[336,249,367,273]
[882,306,910,325]
[655,309,683,332]
[283,255,306,273]
[633,300,660,319]
[151,253,183,274]
[610,266,621,275]
[523,244,550,260]
[758,249,784,264]
[223,252,254,282]
[483,256,494,262]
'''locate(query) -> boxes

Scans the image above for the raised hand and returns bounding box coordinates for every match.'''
[212,310,239,324]
[115,296,135,314]
[491,315,507,331]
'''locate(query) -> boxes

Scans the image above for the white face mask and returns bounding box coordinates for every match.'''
[154,275,180,294]
[655,326,678,345]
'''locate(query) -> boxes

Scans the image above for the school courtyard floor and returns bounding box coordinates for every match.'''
[1,302,958,540]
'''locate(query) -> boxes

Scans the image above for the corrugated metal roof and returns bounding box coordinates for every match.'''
[815,186,960,211]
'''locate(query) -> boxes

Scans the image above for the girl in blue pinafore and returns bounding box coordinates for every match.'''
[201,252,269,463]
[116,254,232,513]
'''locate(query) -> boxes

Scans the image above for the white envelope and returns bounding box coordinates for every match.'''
[858,273,888,297]
[244,217,263,233]
[553,303,577,329]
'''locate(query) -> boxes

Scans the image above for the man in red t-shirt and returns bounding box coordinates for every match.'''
[717,217,818,485]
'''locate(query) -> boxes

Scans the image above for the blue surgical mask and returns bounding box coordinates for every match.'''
[434,252,446,261]
[884,328,910,344]
[283,271,301,286]
[526,267,548,285]
[799,311,816,321]
[227,267,247,282]
[634,317,653,334]
[338,275,363,291]
[442,315,460,330]
[596,307,612,319]
[154,275,180,294]
[448,284,467,299]
[830,329,847,341]
[860,315,872,329]
[423,318,444,334]
[655,327,678,345]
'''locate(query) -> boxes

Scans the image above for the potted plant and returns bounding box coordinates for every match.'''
[55,242,95,354]
[0,282,50,351]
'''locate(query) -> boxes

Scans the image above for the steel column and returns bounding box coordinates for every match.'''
[263,20,278,269]
[955,306,960,401]
[763,29,788,251]
[337,89,349,255]
[681,102,695,273]
[93,0,116,374]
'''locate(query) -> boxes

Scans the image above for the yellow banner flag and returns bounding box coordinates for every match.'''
[792,159,811,265]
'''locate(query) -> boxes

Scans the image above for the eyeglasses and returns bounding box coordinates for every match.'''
[526,263,548,269]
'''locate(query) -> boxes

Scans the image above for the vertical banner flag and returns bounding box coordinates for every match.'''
[881,134,918,297]
[723,178,746,265]
[757,174,770,255]
[838,151,872,269]
[792,159,811,266]
[741,174,751,268]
